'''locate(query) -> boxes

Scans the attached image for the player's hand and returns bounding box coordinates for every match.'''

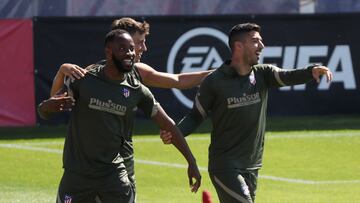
[59,63,87,80]
[312,66,333,83]
[188,162,201,193]
[160,130,173,144]
[41,92,75,113]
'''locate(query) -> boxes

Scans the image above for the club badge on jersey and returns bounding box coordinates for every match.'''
[64,195,72,203]
[249,71,256,85]
[123,88,130,98]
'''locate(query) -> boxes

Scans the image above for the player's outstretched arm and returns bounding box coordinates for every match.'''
[265,64,333,88]
[136,62,213,89]
[152,105,201,193]
[50,63,87,96]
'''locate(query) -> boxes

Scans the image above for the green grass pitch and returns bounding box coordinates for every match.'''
[0,116,359,202]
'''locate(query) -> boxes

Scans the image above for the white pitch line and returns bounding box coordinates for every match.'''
[135,159,207,171]
[133,132,360,142]
[266,132,360,139]
[134,159,360,185]
[0,143,62,153]
[259,175,360,184]
[1,143,359,185]
[133,136,210,143]
[2,131,359,146]
[5,141,65,146]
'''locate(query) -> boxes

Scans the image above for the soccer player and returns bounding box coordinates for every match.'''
[39,29,201,203]
[160,23,333,202]
[45,17,212,195]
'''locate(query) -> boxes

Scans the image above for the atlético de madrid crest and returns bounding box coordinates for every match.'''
[64,195,72,203]
[249,71,256,85]
[123,88,130,98]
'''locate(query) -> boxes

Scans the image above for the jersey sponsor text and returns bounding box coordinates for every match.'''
[88,98,127,115]
[227,92,261,109]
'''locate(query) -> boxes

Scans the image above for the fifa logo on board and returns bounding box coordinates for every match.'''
[168,27,357,109]
[260,45,356,91]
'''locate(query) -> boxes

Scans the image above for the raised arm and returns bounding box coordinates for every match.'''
[264,64,333,88]
[136,62,213,89]
[50,63,87,96]
[152,105,201,193]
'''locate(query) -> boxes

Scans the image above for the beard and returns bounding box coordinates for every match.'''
[112,54,133,73]
[251,57,259,66]
[245,52,259,66]
[243,56,258,67]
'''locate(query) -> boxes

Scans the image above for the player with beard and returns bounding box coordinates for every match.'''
[160,23,333,202]
[39,17,211,197]
[44,29,201,203]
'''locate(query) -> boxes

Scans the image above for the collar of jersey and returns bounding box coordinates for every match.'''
[221,60,254,77]
[87,64,141,89]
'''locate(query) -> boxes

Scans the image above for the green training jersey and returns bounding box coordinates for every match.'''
[88,62,144,184]
[63,64,158,177]
[179,60,314,172]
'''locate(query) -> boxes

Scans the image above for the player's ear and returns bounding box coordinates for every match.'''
[234,41,243,50]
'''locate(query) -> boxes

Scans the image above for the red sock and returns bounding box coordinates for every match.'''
[202,190,212,203]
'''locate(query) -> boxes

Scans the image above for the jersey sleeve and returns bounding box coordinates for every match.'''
[126,65,143,87]
[177,76,214,136]
[133,65,143,82]
[260,64,315,88]
[138,84,159,118]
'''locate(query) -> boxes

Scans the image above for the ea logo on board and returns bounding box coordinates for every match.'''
[167,27,230,108]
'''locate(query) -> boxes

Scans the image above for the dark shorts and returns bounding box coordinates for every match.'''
[209,169,258,203]
[56,169,134,203]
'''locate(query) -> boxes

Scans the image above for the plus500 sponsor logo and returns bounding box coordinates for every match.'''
[167,27,357,108]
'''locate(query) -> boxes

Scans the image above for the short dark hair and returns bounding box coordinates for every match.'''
[228,23,261,50]
[104,29,129,47]
[111,17,150,35]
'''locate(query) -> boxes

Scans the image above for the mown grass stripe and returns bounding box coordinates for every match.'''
[1,143,357,185]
